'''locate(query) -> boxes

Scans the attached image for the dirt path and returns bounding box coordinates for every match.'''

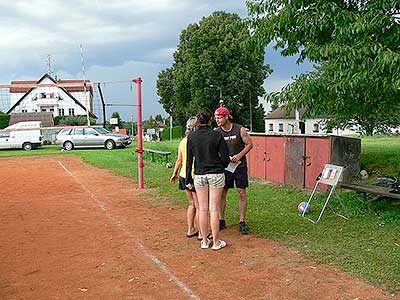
[0,156,396,300]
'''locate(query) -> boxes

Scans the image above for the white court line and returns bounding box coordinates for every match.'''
[57,161,106,211]
[57,160,200,300]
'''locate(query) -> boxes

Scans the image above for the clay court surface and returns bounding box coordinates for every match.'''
[0,155,396,300]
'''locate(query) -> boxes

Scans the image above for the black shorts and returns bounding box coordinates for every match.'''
[224,166,248,189]
[179,176,196,192]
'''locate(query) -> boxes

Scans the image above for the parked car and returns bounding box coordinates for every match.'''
[0,121,42,151]
[55,127,132,150]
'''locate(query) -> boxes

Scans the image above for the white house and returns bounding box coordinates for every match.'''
[265,106,359,136]
[7,74,96,118]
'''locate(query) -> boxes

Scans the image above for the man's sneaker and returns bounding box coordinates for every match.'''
[239,222,249,235]
[219,219,226,230]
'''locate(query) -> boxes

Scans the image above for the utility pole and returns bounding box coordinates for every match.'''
[210,84,224,107]
[249,90,253,132]
[131,114,134,136]
[170,115,173,141]
[80,44,90,127]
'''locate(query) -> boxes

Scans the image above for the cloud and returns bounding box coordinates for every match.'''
[0,0,311,121]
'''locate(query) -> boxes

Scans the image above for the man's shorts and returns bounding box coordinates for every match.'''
[224,166,249,189]
[194,173,225,189]
[179,176,196,192]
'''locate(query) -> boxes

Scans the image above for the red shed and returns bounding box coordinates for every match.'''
[247,134,360,189]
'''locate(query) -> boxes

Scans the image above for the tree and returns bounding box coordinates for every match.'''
[157,11,272,131]
[154,114,164,123]
[247,0,400,134]
[143,115,159,131]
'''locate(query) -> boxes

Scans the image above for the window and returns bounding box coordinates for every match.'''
[74,128,84,135]
[0,132,10,138]
[313,123,319,133]
[268,124,274,132]
[85,128,98,135]
[21,109,28,113]
[68,108,75,116]
[49,108,54,112]
[58,128,72,135]
[288,124,295,134]
[33,109,37,112]
[278,123,284,132]
[58,108,65,116]
[41,108,47,112]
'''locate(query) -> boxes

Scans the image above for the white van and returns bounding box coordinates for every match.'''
[0,121,43,151]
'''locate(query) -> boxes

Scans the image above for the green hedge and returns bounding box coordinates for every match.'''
[54,115,96,126]
[160,125,184,140]
[0,114,10,129]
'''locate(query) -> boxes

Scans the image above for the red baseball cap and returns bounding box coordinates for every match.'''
[214,107,232,119]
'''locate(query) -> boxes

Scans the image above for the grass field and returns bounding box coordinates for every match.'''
[1,136,399,292]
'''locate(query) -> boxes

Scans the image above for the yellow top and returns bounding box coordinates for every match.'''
[178,137,187,178]
[178,137,194,178]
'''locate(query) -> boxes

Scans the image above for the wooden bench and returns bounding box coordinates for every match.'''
[340,182,400,203]
[143,148,172,164]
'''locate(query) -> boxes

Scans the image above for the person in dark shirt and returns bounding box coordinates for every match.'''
[214,107,254,234]
[186,108,230,250]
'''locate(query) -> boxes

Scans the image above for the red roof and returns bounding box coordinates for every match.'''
[10,76,92,93]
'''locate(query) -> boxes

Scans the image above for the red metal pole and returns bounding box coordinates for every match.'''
[133,77,144,189]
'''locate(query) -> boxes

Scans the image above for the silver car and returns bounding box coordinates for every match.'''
[55,127,132,150]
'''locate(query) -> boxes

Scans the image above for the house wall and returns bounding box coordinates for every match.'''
[265,118,361,136]
[70,91,92,111]
[10,93,24,108]
[265,119,298,134]
[9,77,89,117]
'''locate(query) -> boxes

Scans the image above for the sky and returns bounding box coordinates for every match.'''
[0,0,313,121]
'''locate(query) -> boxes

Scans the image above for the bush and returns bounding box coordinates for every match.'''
[42,139,52,145]
[160,125,184,140]
[0,114,10,129]
[54,115,96,126]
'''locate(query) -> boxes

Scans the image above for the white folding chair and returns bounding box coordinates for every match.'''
[302,164,349,224]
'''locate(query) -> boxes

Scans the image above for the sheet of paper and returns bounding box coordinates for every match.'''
[225,160,241,173]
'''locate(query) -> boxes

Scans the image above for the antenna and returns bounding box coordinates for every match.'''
[46,54,54,75]
[80,44,91,126]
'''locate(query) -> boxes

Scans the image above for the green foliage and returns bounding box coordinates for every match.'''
[247,0,400,135]
[154,114,163,122]
[143,115,159,131]
[157,11,271,130]
[160,125,184,140]
[120,121,136,135]
[54,115,96,126]
[360,136,400,177]
[0,113,10,129]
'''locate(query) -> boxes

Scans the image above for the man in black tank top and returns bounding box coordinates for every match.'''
[214,107,253,234]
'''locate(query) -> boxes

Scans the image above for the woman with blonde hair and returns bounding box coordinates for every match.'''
[170,117,200,238]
